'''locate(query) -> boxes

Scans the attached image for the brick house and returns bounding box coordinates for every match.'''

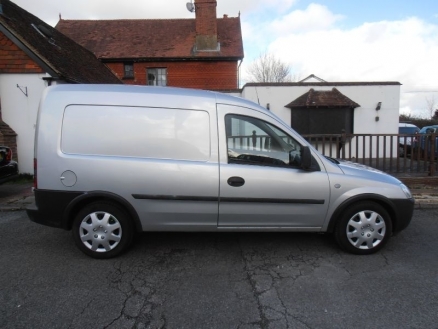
[0,0,121,173]
[56,0,244,90]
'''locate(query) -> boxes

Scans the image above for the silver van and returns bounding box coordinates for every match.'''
[27,84,414,258]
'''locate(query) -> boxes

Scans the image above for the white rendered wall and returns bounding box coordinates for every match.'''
[0,74,52,173]
[239,84,400,134]
[240,86,294,125]
[0,73,47,173]
[233,84,401,158]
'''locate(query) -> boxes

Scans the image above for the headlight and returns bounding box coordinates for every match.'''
[400,184,412,199]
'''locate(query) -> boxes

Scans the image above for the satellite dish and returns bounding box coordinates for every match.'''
[186,2,195,12]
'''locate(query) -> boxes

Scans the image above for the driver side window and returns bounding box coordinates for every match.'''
[225,114,303,168]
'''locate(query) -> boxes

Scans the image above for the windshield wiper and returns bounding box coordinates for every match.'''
[325,156,340,164]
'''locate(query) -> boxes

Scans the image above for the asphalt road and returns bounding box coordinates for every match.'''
[1,210,437,329]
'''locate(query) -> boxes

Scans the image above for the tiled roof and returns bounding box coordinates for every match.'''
[285,88,360,109]
[55,17,244,60]
[0,0,121,84]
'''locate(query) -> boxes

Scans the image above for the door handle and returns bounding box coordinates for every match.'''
[227,176,245,187]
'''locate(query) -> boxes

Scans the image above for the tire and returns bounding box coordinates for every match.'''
[72,201,134,259]
[334,202,392,255]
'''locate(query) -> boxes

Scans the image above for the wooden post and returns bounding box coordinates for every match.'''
[337,129,346,159]
[429,133,436,176]
[252,130,257,150]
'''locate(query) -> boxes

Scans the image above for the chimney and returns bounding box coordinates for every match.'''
[194,0,218,51]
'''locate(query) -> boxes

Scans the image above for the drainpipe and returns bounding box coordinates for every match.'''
[237,59,243,89]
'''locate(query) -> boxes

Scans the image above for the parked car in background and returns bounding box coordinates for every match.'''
[415,125,438,157]
[418,125,438,134]
[0,146,18,184]
[398,123,420,157]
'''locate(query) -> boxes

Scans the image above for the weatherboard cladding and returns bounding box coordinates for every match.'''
[0,0,120,83]
[285,88,361,109]
[55,17,244,60]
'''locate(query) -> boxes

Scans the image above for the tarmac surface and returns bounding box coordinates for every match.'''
[0,180,437,212]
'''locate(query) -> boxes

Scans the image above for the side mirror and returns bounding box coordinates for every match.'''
[301,146,312,170]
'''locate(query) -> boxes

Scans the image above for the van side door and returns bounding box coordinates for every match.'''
[217,104,330,229]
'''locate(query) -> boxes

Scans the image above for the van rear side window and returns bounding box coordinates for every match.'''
[61,105,210,161]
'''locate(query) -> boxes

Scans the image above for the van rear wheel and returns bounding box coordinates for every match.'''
[72,202,133,259]
[335,202,392,255]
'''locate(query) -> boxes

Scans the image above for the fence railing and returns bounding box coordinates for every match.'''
[227,133,438,176]
[302,133,437,176]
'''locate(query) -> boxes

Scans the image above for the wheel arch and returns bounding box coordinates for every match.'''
[63,191,142,232]
[326,194,398,233]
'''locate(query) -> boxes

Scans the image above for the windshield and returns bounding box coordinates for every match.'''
[399,127,419,134]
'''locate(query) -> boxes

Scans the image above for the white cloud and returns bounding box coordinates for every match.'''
[229,0,298,15]
[263,11,438,116]
[271,3,344,34]
[14,0,255,25]
[14,0,298,25]
[269,0,298,14]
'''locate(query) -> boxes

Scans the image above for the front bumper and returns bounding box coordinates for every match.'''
[391,198,415,232]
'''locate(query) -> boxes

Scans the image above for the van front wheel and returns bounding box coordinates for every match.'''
[72,202,133,259]
[335,202,392,255]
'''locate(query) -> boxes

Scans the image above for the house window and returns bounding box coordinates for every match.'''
[147,68,167,86]
[124,63,134,78]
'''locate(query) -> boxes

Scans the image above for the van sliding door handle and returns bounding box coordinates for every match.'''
[227,176,245,187]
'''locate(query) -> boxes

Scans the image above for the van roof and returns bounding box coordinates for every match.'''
[46,84,267,113]
[398,123,418,128]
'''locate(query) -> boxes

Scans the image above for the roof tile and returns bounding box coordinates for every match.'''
[285,88,360,108]
[0,0,121,84]
[56,17,244,60]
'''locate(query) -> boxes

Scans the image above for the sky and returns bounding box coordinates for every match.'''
[12,0,438,117]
